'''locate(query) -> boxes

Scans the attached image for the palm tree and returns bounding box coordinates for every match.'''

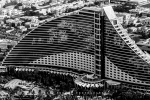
[132,91,142,100]
[13,86,22,95]
[32,90,35,99]
[19,91,25,100]
[116,95,122,100]
[143,94,150,100]
[37,90,44,100]
[117,92,128,100]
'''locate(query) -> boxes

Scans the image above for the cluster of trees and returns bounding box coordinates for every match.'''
[3,69,76,100]
[3,1,18,8]
[40,0,52,6]
[24,11,40,16]
[8,69,75,92]
[113,89,150,100]
[22,5,39,16]
[136,27,150,39]
[14,3,22,9]
[4,67,150,100]
[67,0,78,3]
[126,19,150,39]
[22,6,37,11]
[128,26,150,39]
[113,2,137,13]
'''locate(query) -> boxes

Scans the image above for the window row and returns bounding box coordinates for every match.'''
[106,74,143,83]
[33,60,94,65]
[46,52,94,55]
[45,58,94,60]
[47,54,94,58]
[32,62,95,72]
[34,59,94,64]
[43,56,94,60]
[106,69,143,84]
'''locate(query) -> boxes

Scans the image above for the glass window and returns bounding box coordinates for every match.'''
[95,19,100,23]
[95,50,100,54]
[96,65,100,69]
[96,70,101,75]
[96,55,100,59]
[95,40,100,44]
[96,60,100,64]
[95,34,100,39]
[95,45,100,49]
[95,24,100,28]
[95,29,100,34]
[95,14,100,18]
[113,20,117,25]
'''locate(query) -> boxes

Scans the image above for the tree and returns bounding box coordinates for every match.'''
[132,92,142,100]
[127,28,133,34]
[14,3,22,9]
[146,30,150,38]
[125,90,134,100]
[132,36,140,43]
[22,7,32,11]
[20,91,25,99]
[12,86,22,95]
[143,94,150,100]
[137,27,148,39]
[116,96,122,100]
[31,6,37,11]
[68,0,78,3]
[32,90,35,98]
[37,90,44,100]
[3,1,17,8]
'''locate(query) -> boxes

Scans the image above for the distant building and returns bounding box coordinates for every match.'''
[5,5,15,9]
[129,27,138,32]
[6,29,14,34]
[1,9,7,15]
[116,13,125,24]
[6,19,14,24]
[111,0,148,4]
[0,15,7,20]
[0,39,12,52]
[18,26,27,32]
[141,17,150,26]
[25,22,39,29]
[39,9,47,15]
[0,66,7,73]
[0,7,23,16]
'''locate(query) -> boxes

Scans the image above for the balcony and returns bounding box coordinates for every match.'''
[111,19,150,65]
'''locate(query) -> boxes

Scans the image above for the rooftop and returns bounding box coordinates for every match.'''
[5,5,15,9]
[136,39,150,46]
[140,2,150,8]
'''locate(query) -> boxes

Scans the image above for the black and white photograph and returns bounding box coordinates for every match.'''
[0,0,150,100]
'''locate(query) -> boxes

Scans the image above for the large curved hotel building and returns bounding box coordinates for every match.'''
[2,5,150,90]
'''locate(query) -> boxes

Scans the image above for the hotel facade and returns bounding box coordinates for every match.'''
[2,6,150,91]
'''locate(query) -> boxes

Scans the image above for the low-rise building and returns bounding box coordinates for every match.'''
[1,9,7,15]
[18,26,27,32]
[8,9,23,16]
[25,22,39,29]
[1,7,23,16]
[116,13,124,24]
[140,17,150,26]
[6,29,15,34]
[39,9,47,15]
[0,15,7,20]
[129,27,138,33]
[6,19,14,24]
